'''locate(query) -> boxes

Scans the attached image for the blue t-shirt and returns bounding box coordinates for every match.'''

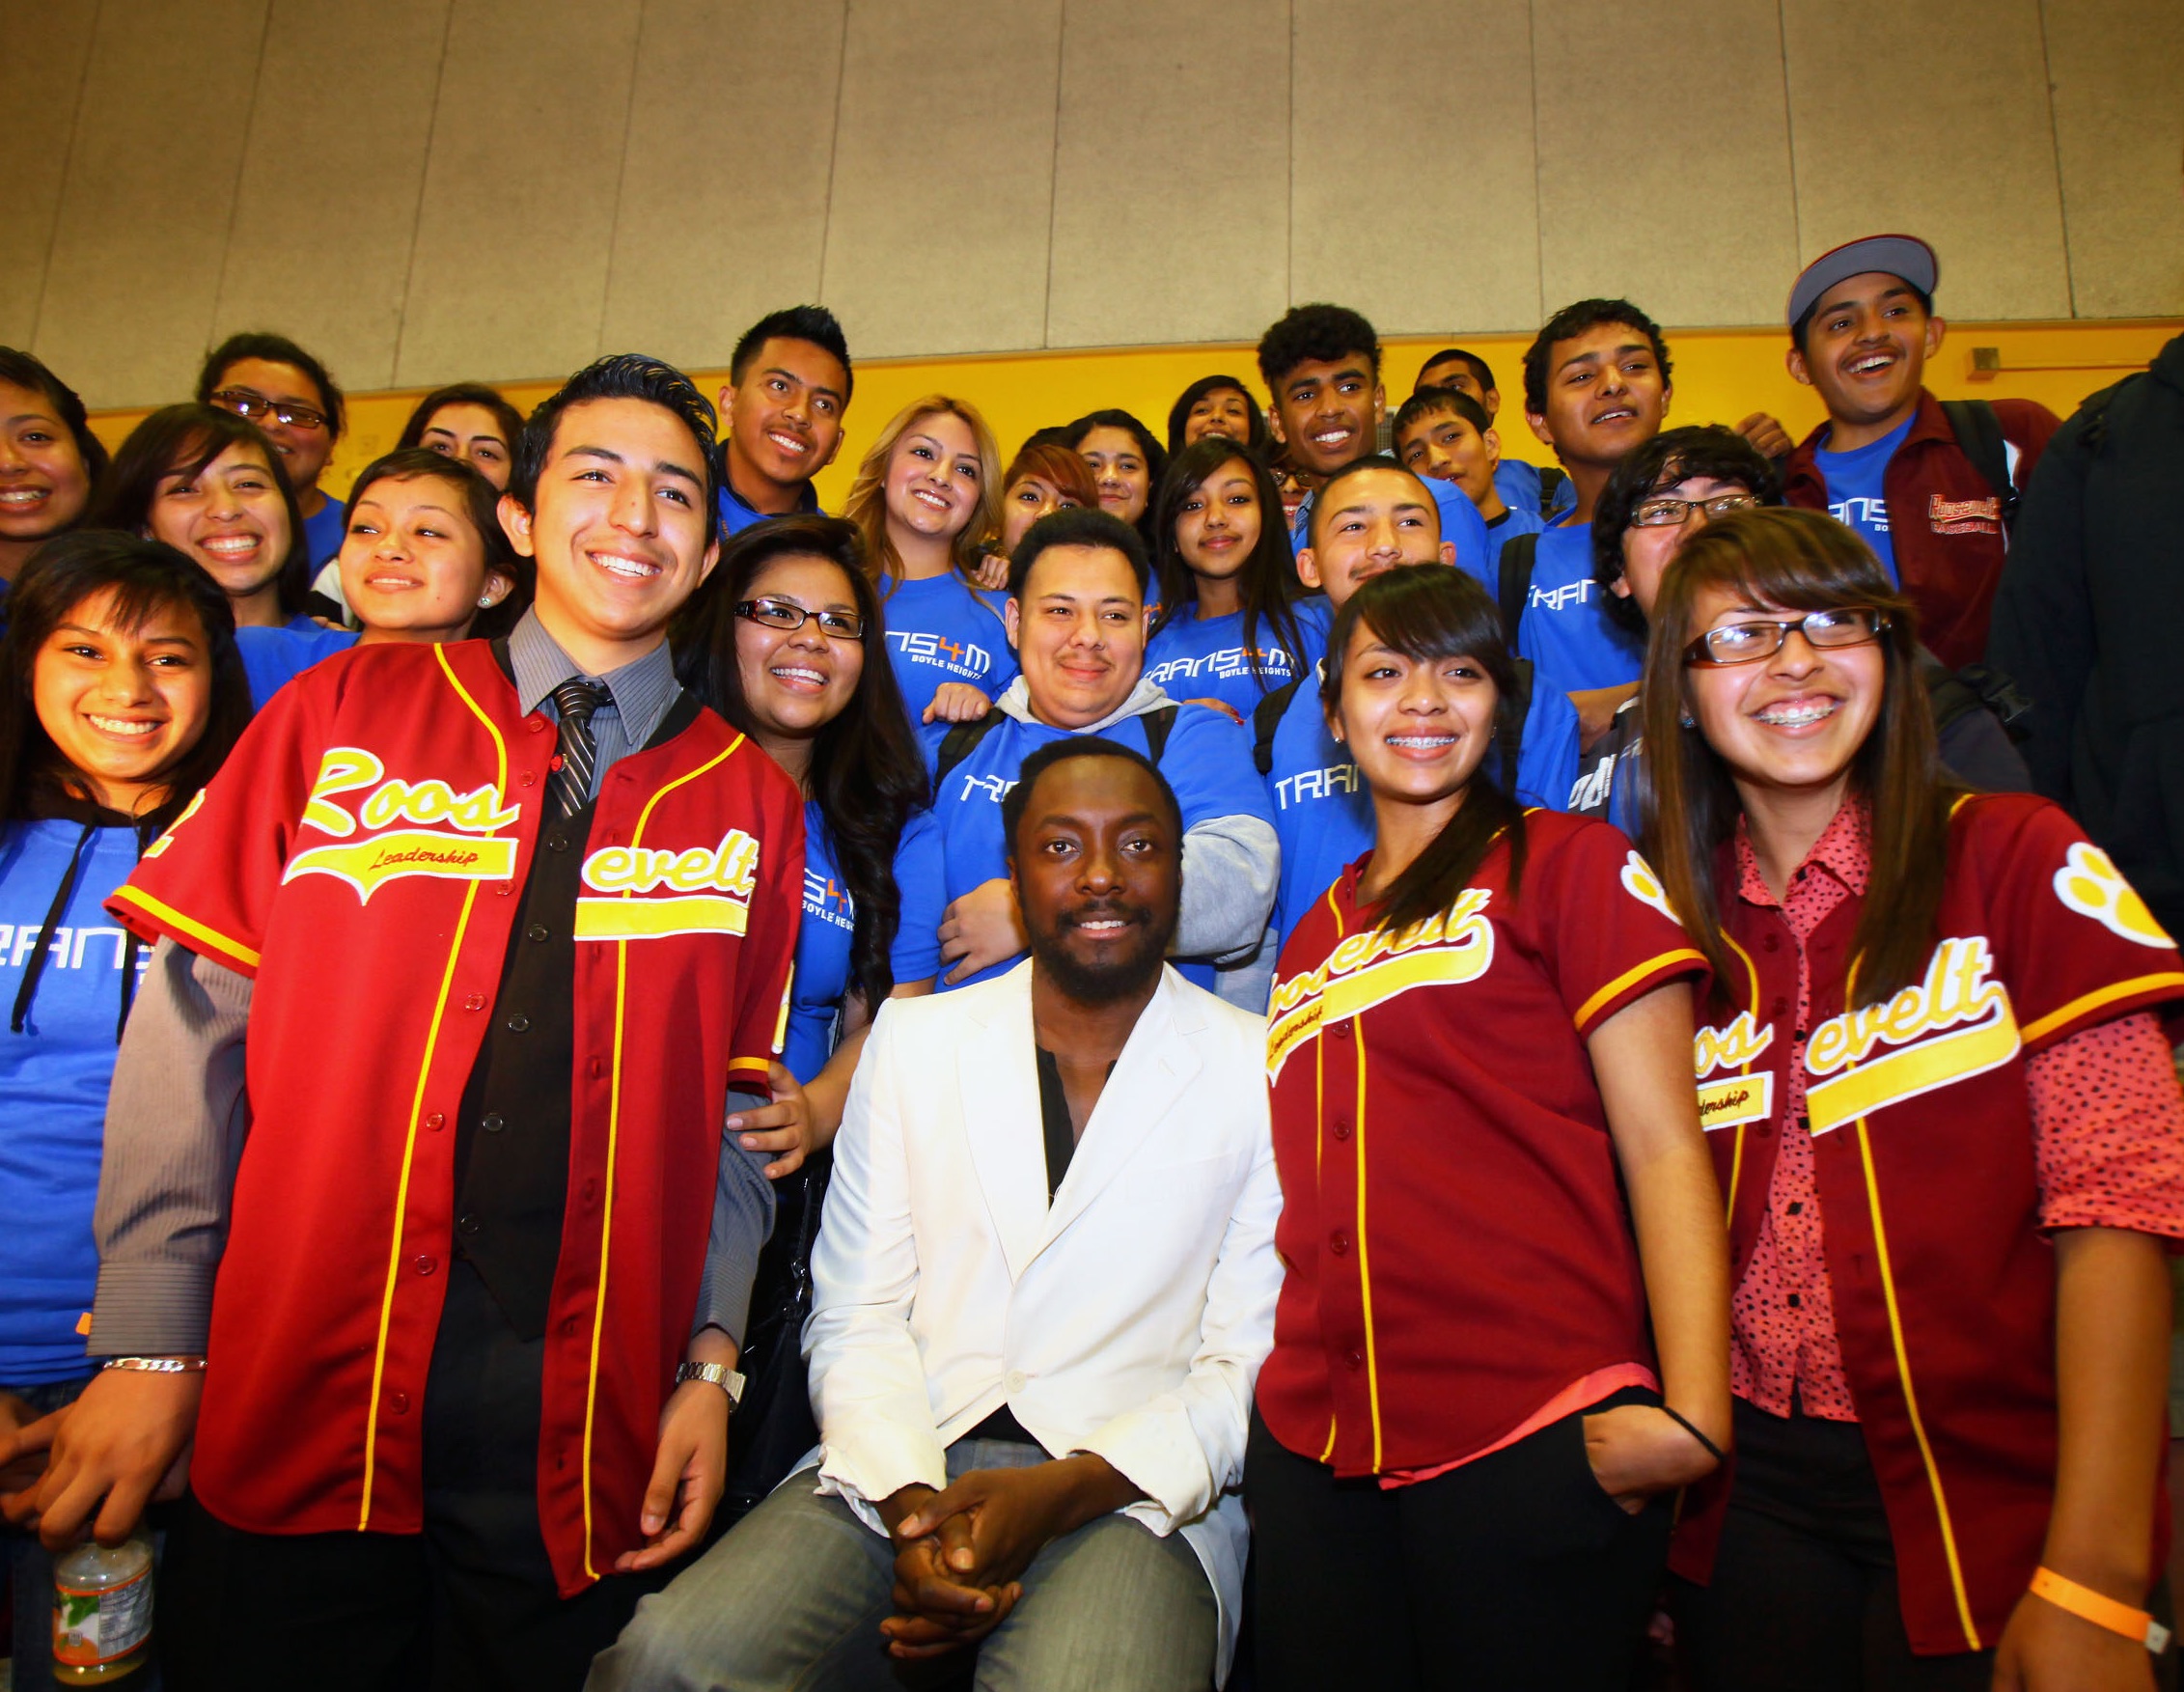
[1263,660,1584,942]
[237,624,360,709]
[1503,520,1645,698]
[1813,414,1915,583]
[1289,477,1493,590]
[717,474,821,538]
[0,818,147,1383]
[1144,597,1330,719]
[301,491,347,569]
[1493,458,1575,522]
[877,572,1019,727]
[922,702,1273,991]
[784,805,945,1084]
[1487,503,1547,543]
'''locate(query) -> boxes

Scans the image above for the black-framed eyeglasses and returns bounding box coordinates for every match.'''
[1685,607,1889,666]
[1631,492,1759,528]
[208,388,331,432]
[735,598,864,640]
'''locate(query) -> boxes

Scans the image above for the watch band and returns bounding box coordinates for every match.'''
[2030,1567,2170,1653]
[101,1356,208,1374]
[674,1361,746,1408]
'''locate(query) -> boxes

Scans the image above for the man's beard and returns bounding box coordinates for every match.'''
[1026,898,1177,1004]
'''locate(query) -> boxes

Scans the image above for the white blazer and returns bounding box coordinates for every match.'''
[803,959,1282,1682]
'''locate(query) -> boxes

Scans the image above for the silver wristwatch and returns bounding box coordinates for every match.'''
[674,1361,746,1407]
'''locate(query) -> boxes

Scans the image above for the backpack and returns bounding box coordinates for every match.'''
[935,705,1179,790]
[1536,465,1569,517]
[1937,398,2019,530]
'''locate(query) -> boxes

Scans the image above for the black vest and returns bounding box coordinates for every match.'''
[450,655,700,1340]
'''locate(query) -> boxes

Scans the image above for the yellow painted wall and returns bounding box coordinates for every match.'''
[88,318,2180,510]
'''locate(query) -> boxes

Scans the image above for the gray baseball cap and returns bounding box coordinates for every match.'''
[1787,235,1939,332]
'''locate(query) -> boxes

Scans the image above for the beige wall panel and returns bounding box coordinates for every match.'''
[820,0,1062,360]
[1046,0,1289,349]
[1534,0,1797,330]
[601,0,844,368]
[1783,0,2069,321]
[214,0,451,393]
[1290,0,1539,336]
[393,0,643,387]
[2044,0,2184,319]
[35,0,268,408]
[0,2,98,349]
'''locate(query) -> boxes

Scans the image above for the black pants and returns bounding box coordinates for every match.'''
[1672,1399,1993,1692]
[159,1259,670,1692]
[1245,1397,1673,1691]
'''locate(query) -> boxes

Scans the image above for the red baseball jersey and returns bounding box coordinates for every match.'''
[1673,792,2184,1653]
[109,639,803,1595]
[1257,808,1709,1477]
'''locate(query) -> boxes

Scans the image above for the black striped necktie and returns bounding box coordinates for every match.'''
[547,679,609,819]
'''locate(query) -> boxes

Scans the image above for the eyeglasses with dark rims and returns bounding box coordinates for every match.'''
[207,388,331,433]
[1684,607,1889,667]
[1630,492,1760,528]
[734,598,865,640]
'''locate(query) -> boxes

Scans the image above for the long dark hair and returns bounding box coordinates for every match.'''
[1147,438,1308,690]
[1064,409,1167,550]
[1322,566,1527,931]
[94,403,313,620]
[1165,374,1269,456]
[340,447,531,640]
[1,532,250,836]
[674,515,930,1005]
[1639,507,1955,1012]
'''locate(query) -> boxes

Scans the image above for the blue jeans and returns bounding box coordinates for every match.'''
[587,1440,1217,1692]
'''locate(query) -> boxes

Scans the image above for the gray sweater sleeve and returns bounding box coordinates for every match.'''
[90,937,254,1357]
[1175,814,1281,964]
[690,1088,779,1349]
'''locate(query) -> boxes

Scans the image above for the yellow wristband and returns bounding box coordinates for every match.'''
[2030,1567,2170,1653]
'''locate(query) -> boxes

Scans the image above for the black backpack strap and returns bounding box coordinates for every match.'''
[1498,657,1535,795]
[933,708,1005,789]
[1536,466,1568,517]
[1142,704,1179,764]
[1252,679,1304,777]
[1939,398,2018,526]
[1497,531,1539,653]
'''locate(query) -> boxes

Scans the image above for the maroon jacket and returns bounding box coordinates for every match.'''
[1784,388,2058,669]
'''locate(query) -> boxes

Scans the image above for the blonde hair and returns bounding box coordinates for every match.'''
[842,395,1005,589]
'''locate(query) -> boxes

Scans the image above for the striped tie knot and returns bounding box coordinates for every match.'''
[547,679,610,818]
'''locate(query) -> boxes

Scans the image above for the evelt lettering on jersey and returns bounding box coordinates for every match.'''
[1266,889,1496,1082]
[1802,935,2020,1136]
[574,829,762,942]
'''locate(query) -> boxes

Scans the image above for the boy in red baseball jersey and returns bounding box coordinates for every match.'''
[2,356,806,1692]
[1247,565,1730,1690]
[1643,508,2184,1692]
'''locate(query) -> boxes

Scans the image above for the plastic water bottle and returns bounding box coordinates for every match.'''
[51,1531,153,1682]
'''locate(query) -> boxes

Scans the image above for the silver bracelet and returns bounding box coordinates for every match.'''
[101,1356,207,1374]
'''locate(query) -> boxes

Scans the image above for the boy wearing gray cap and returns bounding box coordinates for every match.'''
[1779,234,2058,669]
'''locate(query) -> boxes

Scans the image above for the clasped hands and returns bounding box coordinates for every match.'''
[876,1454,1135,1660]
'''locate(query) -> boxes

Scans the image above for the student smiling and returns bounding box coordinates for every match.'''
[843,395,1014,726]
[196,332,347,569]
[713,306,853,536]
[96,403,315,631]
[1642,508,2184,1691]
[1144,438,1322,721]
[0,348,106,596]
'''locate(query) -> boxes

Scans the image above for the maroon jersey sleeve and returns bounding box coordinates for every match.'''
[724,756,805,1088]
[108,658,344,976]
[1523,815,1711,1038]
[1970,795,2184,1054]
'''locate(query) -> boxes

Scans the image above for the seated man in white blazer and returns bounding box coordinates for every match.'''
[589,736,1283,1692]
